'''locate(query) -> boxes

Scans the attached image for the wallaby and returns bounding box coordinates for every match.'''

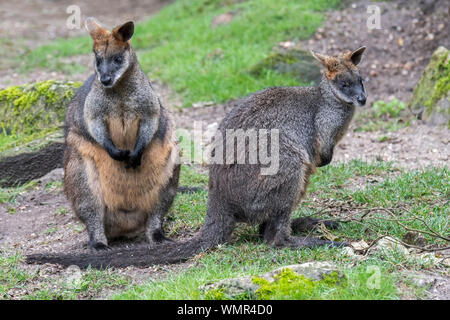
[27,47,367,268]
[48,18,180,250]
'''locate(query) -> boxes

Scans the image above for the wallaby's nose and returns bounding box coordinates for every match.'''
[357,95,367,106]
[100,75,112,86]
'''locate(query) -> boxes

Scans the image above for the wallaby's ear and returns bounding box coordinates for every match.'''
[350,46,366,66]
[112,21,134,42]
[85,17,106,39]
[310,50,330,67]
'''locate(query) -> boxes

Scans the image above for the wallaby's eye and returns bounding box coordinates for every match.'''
[95,56,103,65]
[114,56,123,64]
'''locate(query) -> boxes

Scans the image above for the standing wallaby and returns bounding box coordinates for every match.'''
[27,47,366,268]
[54,18,180,249]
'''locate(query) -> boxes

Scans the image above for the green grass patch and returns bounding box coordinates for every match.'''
[21,0,340,106]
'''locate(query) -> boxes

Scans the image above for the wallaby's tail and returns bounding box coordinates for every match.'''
[25,204,233,269]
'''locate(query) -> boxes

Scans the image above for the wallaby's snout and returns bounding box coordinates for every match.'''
[311,46,367,107]
[85,18,135,88]
[357,92,367,107]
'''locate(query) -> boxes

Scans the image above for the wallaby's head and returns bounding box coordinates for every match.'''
[311,47,367,107]
[85,18,135,88]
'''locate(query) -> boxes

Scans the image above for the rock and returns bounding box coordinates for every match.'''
[269,262,342,281]
[351,240,369,251]
[201,261,342,299]
[401,271,450,300]
[202,276,259,299]
[249,49,321,85]
[409,46,449,126]
[402,271,437,289]
[419,252,440,265]
[428,93,449,126]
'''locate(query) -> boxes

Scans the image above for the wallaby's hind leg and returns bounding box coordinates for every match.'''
[146,164,180,246]
[291,217,340,234]
[261,210,346,248]
[65,152,108,250]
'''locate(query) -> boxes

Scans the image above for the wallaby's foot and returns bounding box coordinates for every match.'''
[291,217,340,233]
[278,236,348,249]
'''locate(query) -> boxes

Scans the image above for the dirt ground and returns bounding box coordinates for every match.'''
[0,0,449,299]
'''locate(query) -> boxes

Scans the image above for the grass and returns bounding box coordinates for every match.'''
[112,243,399,300]
[19,0,341,106]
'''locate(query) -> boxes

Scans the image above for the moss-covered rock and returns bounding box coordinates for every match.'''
[0,80,81,187]
[409,46,449,126]
[249,49,321,85]
[0,80,81,136]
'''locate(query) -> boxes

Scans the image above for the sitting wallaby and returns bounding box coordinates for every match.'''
[53,18,180,249]
[27,47,367,268]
